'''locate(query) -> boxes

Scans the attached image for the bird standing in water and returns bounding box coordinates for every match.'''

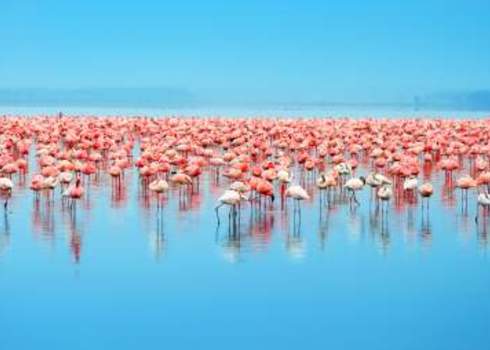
[0,177,13,210]
[377,184,393,214]
[317,172,337,205]
[149,178,169,209]
[418,183,433,213]
[475,191,490,223]
[215,189,247,226]
[403,175,418,195]
[344,176,366,206]
[64,174,84,213]
[285,184,310,215]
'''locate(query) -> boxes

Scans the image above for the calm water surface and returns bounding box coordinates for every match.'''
[1,111,489,349]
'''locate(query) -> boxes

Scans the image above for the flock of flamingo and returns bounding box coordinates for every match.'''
[0,115,490,232]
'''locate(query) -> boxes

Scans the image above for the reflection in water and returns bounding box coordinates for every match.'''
[419,214,432,248]
[0,137,487,265]
[216,204,244,262]
[220,227,242,263]
[404,207,417,245]
[369,208,390,254]
[377,224,391,255]
[318,210,330,250]
[250,212,274,249]
[111,181,128,208]
[31,199,56,244]
[0,212,10,256]
[347,209,363,243]
[68,214,83,264]
[477,226,488,249]
[475,208,489,248]
[286,224,305,259]
[149,210,166,261]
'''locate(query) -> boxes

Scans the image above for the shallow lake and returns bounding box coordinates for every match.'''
[0,110,489,350]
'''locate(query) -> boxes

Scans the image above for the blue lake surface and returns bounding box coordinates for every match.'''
[0,108,489,350]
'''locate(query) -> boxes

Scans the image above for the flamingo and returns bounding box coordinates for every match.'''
[316,172,336,204]
[475,191,490,223]
[403,175,418,192]
[108,164,122,189]
[377,184,393,214]
[215,190,247,225]
[170,172,192,187]
[170,172,192,203]
[334,162,352,185]
[456,175,477,211]
[403,175,418,200]
[58,171,74,187]
[285,184,309,216]
[366,172,391,201]
[229,181,250,198]
[344,176,366,206]
[418,183,434,212]
[278,169,293,203]
[30,174,44,201]
[256,179,275,207]
[0,177,13,210]
[64,175,84,212]
[43,176,59,202]
[1,115,490,237]
[277,169,292,184]
[149,178,169,208]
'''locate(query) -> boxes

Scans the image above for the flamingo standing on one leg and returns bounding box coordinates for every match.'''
[149,178,169,209]
[418,183,434,214]
[377,184,393,215]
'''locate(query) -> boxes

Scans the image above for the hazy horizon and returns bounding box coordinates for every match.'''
[0,87,489,112]
[2,0,489,106]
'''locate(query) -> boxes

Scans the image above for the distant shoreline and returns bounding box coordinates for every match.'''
[1,104,489,119]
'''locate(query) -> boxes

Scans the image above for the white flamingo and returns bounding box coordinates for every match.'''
[344,176,366,205]
[475,191,490,223]
[285,184,310,215]
[377,184,393,214]
[0,177,13,210]
[403,175,418,196]
[215,190,247,225]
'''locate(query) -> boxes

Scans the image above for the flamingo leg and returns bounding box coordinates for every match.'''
[215,203,224,225]
[475,203,480,223]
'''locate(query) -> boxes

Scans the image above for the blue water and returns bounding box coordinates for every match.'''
[0,109,489,350]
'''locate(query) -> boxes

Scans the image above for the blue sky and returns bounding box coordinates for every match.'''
[1,0,489,104]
